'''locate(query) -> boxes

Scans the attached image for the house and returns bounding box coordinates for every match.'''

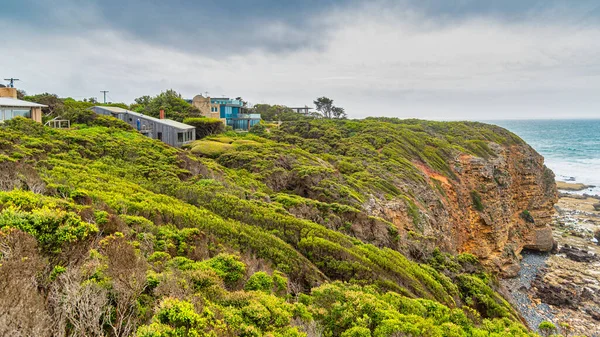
[191,95,222,120]
[191,95,261,131]
[288,106,312,115]
[0,87,46,123]
[91,106,196,147]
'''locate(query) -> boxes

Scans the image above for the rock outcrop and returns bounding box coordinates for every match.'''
[370,142,558,277]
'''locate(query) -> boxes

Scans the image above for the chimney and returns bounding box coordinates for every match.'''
[0,87,17,99]
[159,109,165,119]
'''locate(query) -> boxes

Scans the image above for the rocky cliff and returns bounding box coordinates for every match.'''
[272,119,558,278]
[371,143,557,277]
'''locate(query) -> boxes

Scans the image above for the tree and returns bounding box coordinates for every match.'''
[251,104,304,121]
[23,93,65,117]
[132,90,201,122]
[313,97,346,119]
[332,106,346,119]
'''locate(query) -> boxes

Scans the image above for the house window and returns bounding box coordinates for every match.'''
[12,109,31,118]
[178,132,184,143]
[0,108,31,121]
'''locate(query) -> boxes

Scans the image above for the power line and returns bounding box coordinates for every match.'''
[3,78,20,88]
[100,90,109,104]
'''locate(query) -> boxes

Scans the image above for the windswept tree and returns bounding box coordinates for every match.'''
[131,89,201,122]
[313,96,347,119]
[251,104,303,121]
[23,93,65,117]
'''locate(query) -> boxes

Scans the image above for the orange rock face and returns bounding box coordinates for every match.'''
[369,143,558,277]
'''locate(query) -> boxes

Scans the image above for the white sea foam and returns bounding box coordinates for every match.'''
[546,158,600,196]
[489,119,600,197]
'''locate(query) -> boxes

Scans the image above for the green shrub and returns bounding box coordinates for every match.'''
[0,201,98,253]
[538,321,556,337]
[273,271,288,295]
[341,326,371,337]
[189,140,233,158]
[136,298,209,337]
[50,265,67,281]
[470,191,484,212]
[520,210,534,223]
[250,122,267,136]
[245,272,274,293]
[203,253,246,285]
[183,117,225,139]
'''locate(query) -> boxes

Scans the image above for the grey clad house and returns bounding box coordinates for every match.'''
[91,106,195,147]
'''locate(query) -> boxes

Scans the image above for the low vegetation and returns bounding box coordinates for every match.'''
[184,117,225,139]
[0,113,539,336]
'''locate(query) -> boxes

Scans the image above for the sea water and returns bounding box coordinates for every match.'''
[488,119,600,197]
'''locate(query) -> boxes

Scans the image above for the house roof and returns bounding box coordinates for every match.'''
[94,106,128,113]
[92,106,195,130]
[0,97,47,108]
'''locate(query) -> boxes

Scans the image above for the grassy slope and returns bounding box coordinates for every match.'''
[0,117,537,336]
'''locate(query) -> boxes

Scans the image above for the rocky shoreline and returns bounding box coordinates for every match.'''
[502,183,600,336]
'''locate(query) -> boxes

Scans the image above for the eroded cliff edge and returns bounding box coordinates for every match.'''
[371,143,557,277]
[271,119,558,278]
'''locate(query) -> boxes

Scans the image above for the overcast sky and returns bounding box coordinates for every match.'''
[3,0,600,120]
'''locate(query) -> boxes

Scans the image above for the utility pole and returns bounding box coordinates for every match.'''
[100,90,109,104]
[3,78,20,88]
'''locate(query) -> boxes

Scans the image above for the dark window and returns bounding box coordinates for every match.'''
[177,132,183,142]
[157,132,162,141]
[129,118,133,122]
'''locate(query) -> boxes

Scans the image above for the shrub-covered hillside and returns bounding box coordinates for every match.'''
[0,117,539,336]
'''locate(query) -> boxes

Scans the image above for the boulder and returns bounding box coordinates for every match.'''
[523,226,555,252]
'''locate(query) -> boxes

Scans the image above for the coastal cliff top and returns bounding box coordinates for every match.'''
[0,117,545,336]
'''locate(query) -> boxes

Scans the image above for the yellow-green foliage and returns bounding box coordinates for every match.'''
[0,190,97,252]
[0,117,540,336]
[190,140,234,158]
[136,280,537,337]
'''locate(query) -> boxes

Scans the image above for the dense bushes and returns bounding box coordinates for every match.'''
[0,117,542,336]
[183,117,225,139]
[0,190,97,252]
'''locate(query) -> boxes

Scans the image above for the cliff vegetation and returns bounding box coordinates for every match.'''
[0,114,555,337]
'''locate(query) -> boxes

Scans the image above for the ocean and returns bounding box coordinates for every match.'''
[488,119,600,197]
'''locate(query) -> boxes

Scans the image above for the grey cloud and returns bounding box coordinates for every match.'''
[3,0,600,120]
[2,0,354,56]
[4,0,600,58]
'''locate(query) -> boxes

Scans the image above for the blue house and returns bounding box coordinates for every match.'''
[210,98,261,131]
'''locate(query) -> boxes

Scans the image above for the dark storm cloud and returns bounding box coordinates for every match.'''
[401,0,600,22]
[2,0,355,56]
[3,0,600,57]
